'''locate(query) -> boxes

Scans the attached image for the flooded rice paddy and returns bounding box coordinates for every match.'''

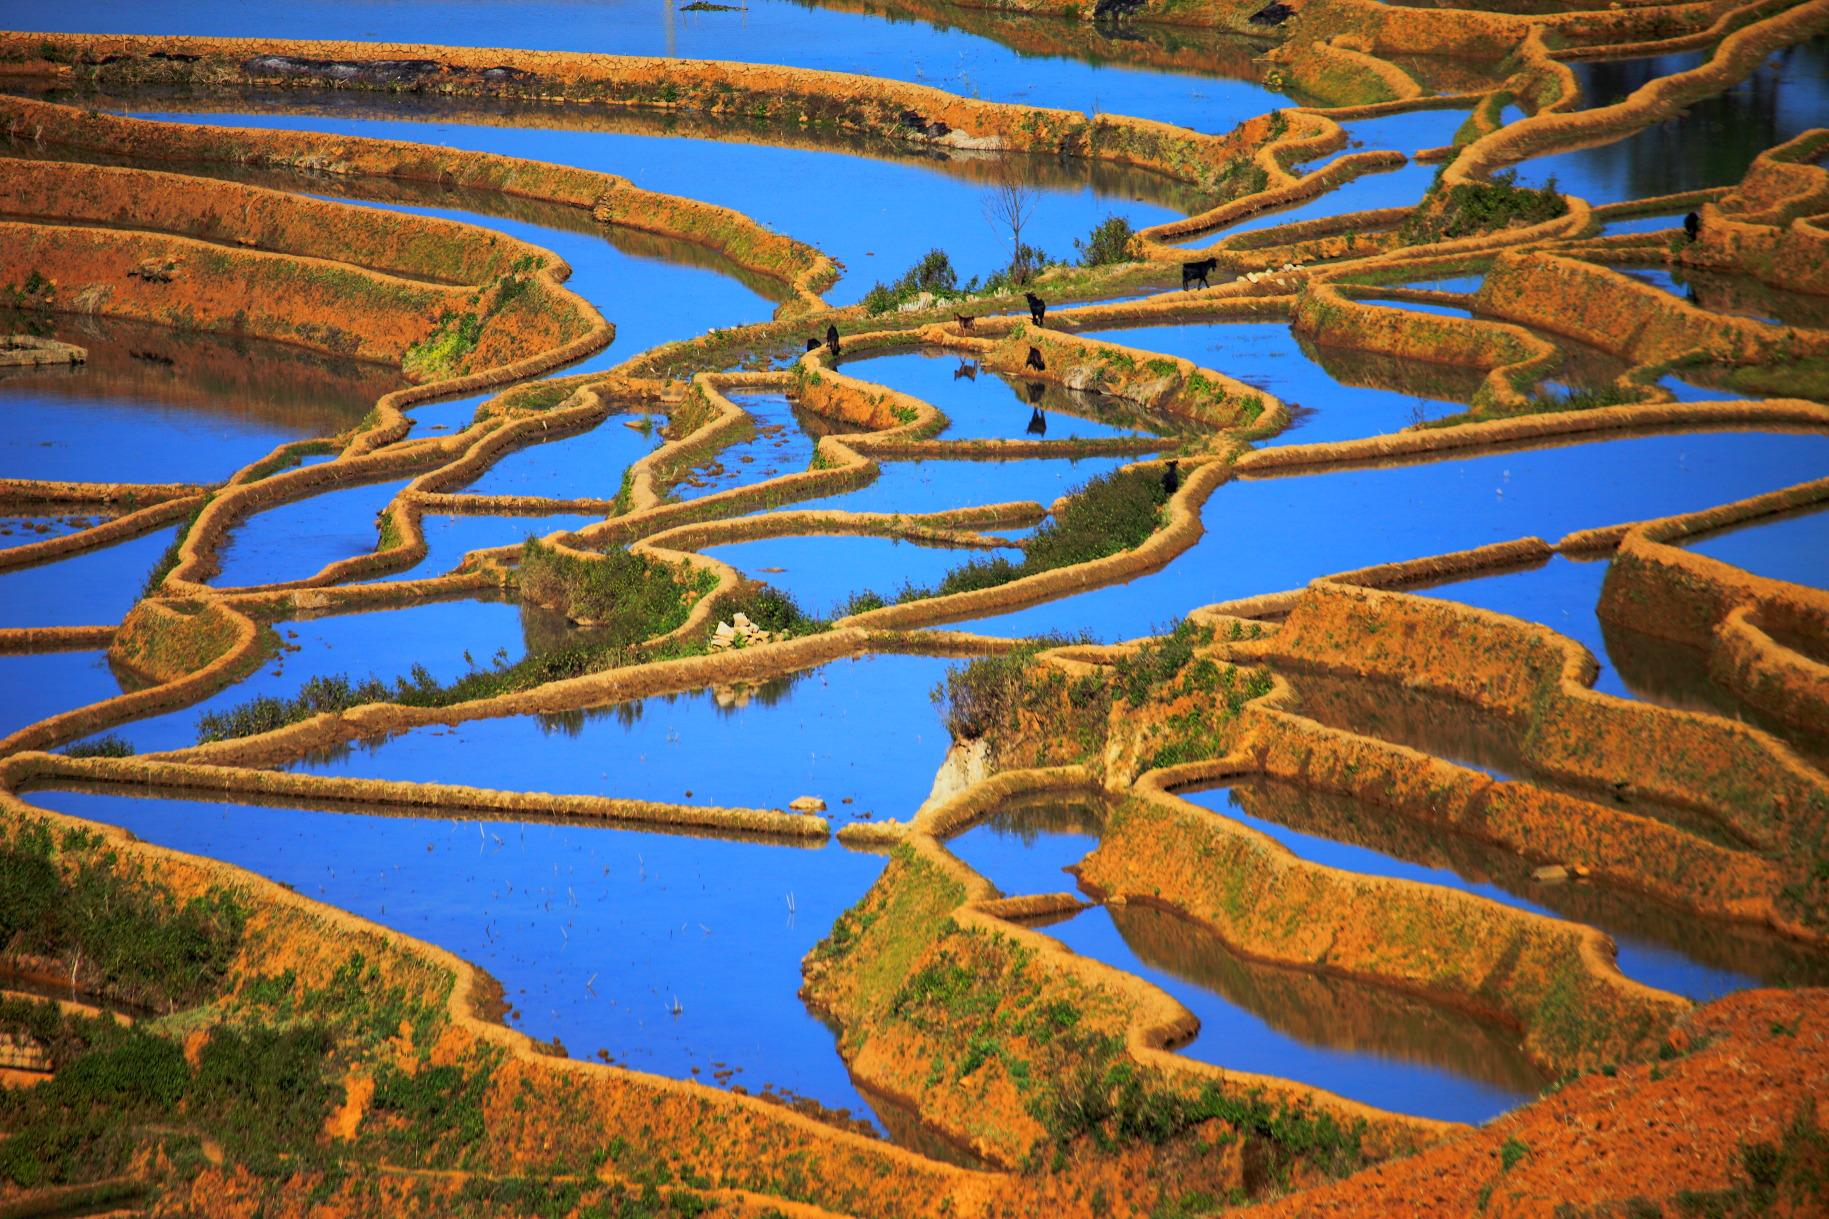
[6,0,1827,1157]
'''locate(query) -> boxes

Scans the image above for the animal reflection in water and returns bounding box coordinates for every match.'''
[1026,380,1047,435]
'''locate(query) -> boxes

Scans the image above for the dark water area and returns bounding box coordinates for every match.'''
[24,0,1287,134]
[30,786,889,1128]
[287,653,955,826]
[211,476,413,588]
[1569,50,1711,110]
[0,525,178,629]
[0,649,124,738]
[945,802,1545,1123]
[1514,39,1829,204]
[125,107,1183,307]
[0,309,391,484]
[1608,264,1829,331]
[958,429,1829,641]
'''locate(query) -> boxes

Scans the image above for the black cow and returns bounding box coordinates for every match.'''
[805,338,821,352]
[1684,211,1701,243]
[1182,257,1219,291]
[1025,346,1046,372]
[955,313,976,331]
[1025,292,1047,327]
[1027,407,1048,436]
[825,323,841,357]
[1161,459,1181,495]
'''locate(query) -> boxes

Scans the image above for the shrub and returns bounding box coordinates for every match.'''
[1401,170,1566,243]
[517,538,711,642]
[862,248,962,315]
[1075,215,1136,267]
[881,465,1170,607]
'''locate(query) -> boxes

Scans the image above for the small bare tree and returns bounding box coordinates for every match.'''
[982,152,1039,286]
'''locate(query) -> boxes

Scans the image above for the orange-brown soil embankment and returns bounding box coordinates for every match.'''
[1,222,450,367]
[0,157,542,285]
[1,32,1283,200]
[1293,278,1557,408]
[1233,396,1829,474]
[1244,985,1829,1218]
[8,751,827,839]
[1237,579,1828,933]
[1599,476,1829,747]
[1477,252,1829,382]
[809,766,1446,1191]
[0,92,835,312]
[1282,0,1751,60]
[0,333,83,366]
[1238,673,1791,928]
[1678,130,1829,295]
[1081,777,1684,1076]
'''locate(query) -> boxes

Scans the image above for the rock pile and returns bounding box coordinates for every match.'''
[708,612,772,651]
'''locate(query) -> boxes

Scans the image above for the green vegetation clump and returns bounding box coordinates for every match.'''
[862,248,963,315]
[190,538,726,743]
[1401,170,1567,244]
[863,466,1170,608]
[517,537,713,634]
[62,734,136,758]
[1075,216,1137,267]
[402,255,542,381]
[0,818,246,1011]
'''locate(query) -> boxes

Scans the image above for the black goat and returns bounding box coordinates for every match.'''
[1684,211,1701,243]
[1182,257,1218,291]
[1024,346,1046,372]
[1025,292,1047,327]
[1161,459,1180,495]
[825,324,841,357]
